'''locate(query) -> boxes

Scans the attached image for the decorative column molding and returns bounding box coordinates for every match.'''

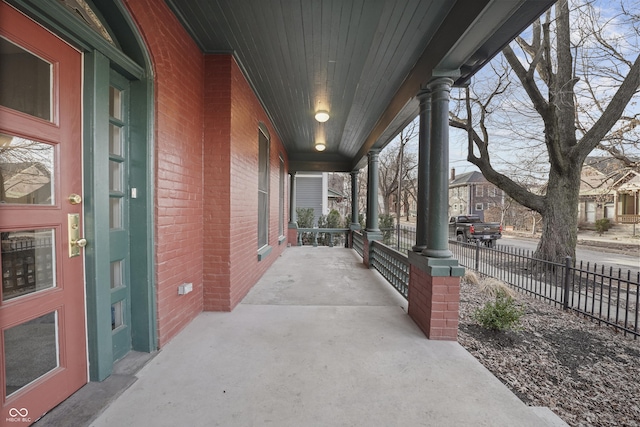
[412,89,431,252]
[350,170,361,230]
[365,149,381,233]
[422,77,454,259]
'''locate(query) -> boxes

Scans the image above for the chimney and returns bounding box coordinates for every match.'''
[450,168,456,181]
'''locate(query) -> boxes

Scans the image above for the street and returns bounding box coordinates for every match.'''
[499,235,640,274]
[398,221,639,274]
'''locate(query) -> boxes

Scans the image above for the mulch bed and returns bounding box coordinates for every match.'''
[458,276,640,426]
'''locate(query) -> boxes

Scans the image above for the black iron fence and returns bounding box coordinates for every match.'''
[379,227,416,251]
[450,240,640,339]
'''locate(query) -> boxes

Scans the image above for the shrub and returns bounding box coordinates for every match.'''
[463,270,480,286]
[595,218,611,235]
[379,213,395,245]
[473,289,523,331]
[344,213,365,229]
[318,209,343,245]
[478,278,516,299]
[322,209,342,228]
[296,207,315,228]
[296,207,315,245]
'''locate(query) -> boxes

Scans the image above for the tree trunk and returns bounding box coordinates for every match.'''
[404,193,411,221]
[382,196,390,216]
[535,166,581,263]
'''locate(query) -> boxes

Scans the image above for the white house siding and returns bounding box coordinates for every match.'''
[296,175,323,226]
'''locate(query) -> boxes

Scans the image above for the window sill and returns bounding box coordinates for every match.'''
[278,235,286,245]
[257,245,272,261]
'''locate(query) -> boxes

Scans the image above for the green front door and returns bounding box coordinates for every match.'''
[108,71,132,362]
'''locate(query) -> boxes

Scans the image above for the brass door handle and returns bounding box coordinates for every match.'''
[72,238,87,248]
[69,193,82,204]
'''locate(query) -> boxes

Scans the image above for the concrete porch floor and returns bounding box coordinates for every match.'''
[39,247,566,426]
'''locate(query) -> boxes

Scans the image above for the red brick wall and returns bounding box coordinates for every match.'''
[124,0,204,346]
[408,265,460,340]
[203,55,232,310]
[203,55,288,310]
[229,58,288,309]
[124,2,289,344]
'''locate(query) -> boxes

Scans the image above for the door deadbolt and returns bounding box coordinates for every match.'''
[68,214,87,257]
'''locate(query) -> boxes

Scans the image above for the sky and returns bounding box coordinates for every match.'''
[387,116,480,176]
[384,0,640,182]
[449,126,478,175]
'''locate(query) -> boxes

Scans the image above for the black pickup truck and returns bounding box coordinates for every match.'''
[449,215,502,247]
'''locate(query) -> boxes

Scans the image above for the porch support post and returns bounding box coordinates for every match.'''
[412,89,431,252]
[366,149,381,233]
[423,77,454,259]
[408,76,464,341]
[348,170,361,248]
[350,170,360,228]
[287,172,298,245]
[363,149,382,266]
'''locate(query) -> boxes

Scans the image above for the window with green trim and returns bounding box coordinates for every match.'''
[278,156,285,237]
[258,129,269,249]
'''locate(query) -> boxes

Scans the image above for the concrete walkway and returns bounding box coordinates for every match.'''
[86,247,563,427]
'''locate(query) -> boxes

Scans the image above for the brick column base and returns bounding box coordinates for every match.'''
[287,223,298,246]
[407,251,464,340]
[348,225,361,249]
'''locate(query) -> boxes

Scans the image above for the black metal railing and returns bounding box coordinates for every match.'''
[370,240,409,298]
[379,227,416,251]
[450,239,640,338]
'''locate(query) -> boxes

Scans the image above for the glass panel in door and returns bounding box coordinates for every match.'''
[0,37,52,121]
[2,228,56,301]
[0,134,55,205]
[4,312,59,397]
[109,72,132,362]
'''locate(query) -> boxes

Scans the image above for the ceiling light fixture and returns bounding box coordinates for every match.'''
[315,110,330,123]
[315,142,326,151]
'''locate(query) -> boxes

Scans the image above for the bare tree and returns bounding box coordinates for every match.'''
[450,0,640,262]
[378,121,418,216]
[358,167,368,220]
[403,175,417,221]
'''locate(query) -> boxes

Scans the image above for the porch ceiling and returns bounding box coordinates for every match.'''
[165,0,553,172]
